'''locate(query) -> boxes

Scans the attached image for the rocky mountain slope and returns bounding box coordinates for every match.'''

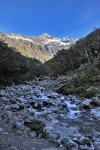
[0,32,78,63]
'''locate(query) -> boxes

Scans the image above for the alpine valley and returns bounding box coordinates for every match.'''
[0,32,78,63]
[0,28,100,150]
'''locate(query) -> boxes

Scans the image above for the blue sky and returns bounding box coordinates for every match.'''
[0,0,100,38]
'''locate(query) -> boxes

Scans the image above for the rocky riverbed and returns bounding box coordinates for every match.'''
[0,77,100,150]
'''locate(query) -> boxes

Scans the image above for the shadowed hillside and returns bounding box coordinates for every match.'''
[0,41,43,86]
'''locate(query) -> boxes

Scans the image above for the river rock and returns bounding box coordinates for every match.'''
[81,99,92,109]
[0,127,3,132]
[24,119,45,136]
[48,131,60,140]
[93,141,100,150]
[78,137,91,145]
[61,138,78,150]
[0,77,100,149]
[90,107,100,120]
[91,97,100,106]
[47,92,59,99]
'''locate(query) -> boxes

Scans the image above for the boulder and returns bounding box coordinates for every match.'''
[24,119,45,136]
[47,92,59,99]
[91,97,100,106]
[81,99,92,109]
[61,138,78,150]
[90,108,100,120]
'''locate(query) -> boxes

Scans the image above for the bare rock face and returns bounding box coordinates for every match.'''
[0,32,78,63]
[39,33,78,57]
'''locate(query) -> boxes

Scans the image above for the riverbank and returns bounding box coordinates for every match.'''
[0,77,100,150]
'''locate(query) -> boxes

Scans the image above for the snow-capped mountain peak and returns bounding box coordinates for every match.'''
[0,31,78,62]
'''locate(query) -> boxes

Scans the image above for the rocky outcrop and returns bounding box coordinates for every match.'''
[0,32,78,63]
[38,33,78,57]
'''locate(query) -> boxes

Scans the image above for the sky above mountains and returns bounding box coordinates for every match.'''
[0,0,100,38]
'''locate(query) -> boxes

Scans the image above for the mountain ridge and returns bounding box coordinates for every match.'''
[0,32,78,62]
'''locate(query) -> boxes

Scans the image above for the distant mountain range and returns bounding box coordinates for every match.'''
[0,32,78,63]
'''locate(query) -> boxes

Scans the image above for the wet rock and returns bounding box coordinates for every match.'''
[18,104,24,110]
[11,105,20,111]
[4,110,13,119]
[0,77,100,149]
[59,103,67,108]
[78,137,91,145]
[29,131,37,138]
[16,97,26,103]
[81,99,92,109]
[43,101,53,107]
[0,127,3,132]
[24,119,45,136]
[93,141,100,150]
[79,144,94,150]
[91,97,100,106]
[78,137,94,150]
[42,148,66,150]
[12,121,24,131]
[56,106,67,114]
[47,131,60,140]
[47,92,59,99]
[9,99,17,104]
[34,90,41,97]
[0,97,9,103]
[30,101,42,110]
[61,138,78,150]
[49,139,60,147]
[10,146,17,150]
[90,108,100,120]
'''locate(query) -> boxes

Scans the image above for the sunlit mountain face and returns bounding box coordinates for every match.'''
[0,32,78,63]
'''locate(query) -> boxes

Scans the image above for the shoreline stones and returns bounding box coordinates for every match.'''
[0,78,100,149]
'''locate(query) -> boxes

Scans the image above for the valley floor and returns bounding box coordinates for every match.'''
[0,77,100,150]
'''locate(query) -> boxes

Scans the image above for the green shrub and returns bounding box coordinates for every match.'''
[84,89,97,98]
[74,86,86,95]
[64,84,75,95]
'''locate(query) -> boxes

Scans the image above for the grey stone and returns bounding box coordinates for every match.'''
[29,131,37,138]
[81,99,92,109]
[47,92,59,99]
[90,107,100,120]
[61,138,78,149]
[78,137,91,145]
[91,97,100,106]
[0,127,3,132]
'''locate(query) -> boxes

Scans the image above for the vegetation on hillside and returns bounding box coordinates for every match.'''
[44,28,100,77]
[44,28,100,98]
[0,28,100,98]
[0,41,43,86]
